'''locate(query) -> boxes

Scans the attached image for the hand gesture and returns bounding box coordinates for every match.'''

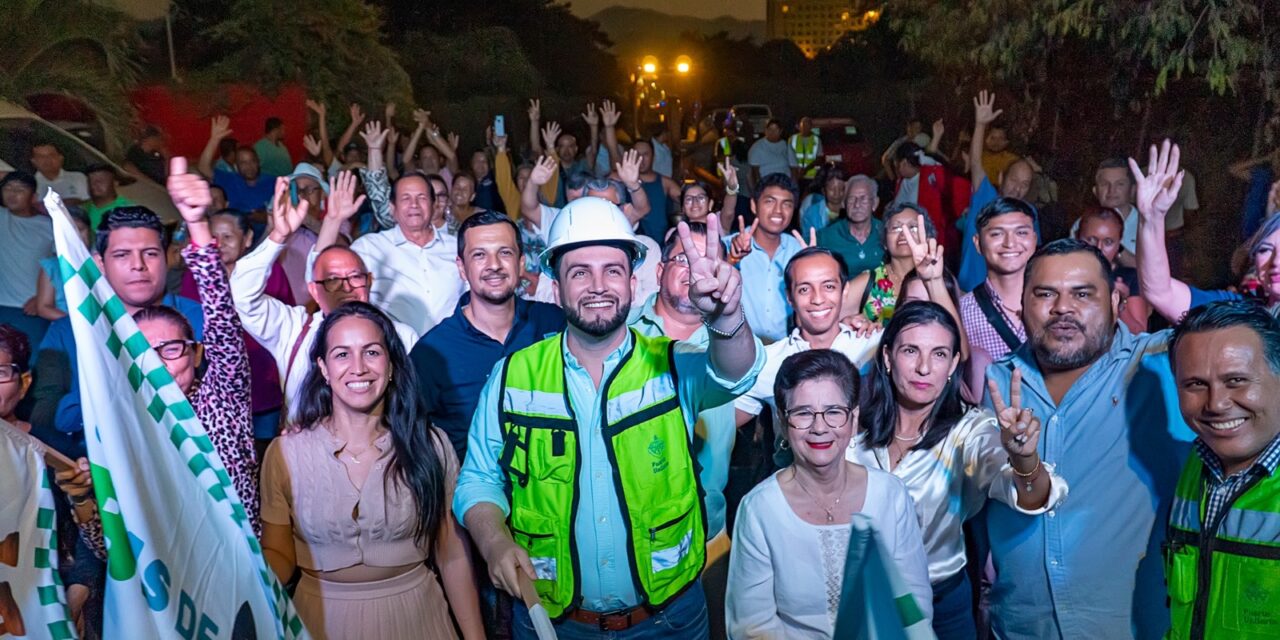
[386,126,400,150]
[988,368,1041,460]
[541,121,562,153]
[267,177,310,243]
[209,115,232,141]
[530,154,558,187]
[327,171,366,222]
[790,227,818,248]
[413,108,432,129]
[360,120,388,150]
[447,132,460,152]
[348,103,367,127]
[677,213,742,319]
[528,98,541,122]
[601,100,621,127]
[842,312,881,338]
[931,118,945,141]
[166,157,212,224]
[54,457,94,504]
[973,90,1003,126]
[583,103,599,128]
[720,158,739,192]
[903,214,944,281]
[302,134,323,158]
[306,99,327,118]
[729,215,757,262]
[1128,139,1184,223]
[616,148,641,185]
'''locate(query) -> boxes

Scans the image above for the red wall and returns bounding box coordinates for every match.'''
[131,84,309,162]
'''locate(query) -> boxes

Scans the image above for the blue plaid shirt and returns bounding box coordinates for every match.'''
[1194,434,1280,529]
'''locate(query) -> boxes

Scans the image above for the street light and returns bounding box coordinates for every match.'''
[641,55,659,75]
[675,55,692,74]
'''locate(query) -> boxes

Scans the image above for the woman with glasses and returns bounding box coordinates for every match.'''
[0,324,32,433]
[843,202,940,324]
[849,301,1066,639]
[727,349,931,638]
[678,159,739,232]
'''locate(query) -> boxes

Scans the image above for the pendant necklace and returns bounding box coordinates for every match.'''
[793,469,848,524]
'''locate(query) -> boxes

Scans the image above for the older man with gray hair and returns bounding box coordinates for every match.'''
[817,174,884,278]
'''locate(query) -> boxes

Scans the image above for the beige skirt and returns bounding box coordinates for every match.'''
[293,564,458,640]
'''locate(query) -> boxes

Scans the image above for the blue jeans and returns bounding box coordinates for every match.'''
[932,570,977,640]
[512,581,710,640]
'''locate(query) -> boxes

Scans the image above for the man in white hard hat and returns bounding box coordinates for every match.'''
[455,197,763,639]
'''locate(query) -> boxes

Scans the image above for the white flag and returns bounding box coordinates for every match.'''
[46,191,307,639]
[0,419,77,640]
[833,514,935,640]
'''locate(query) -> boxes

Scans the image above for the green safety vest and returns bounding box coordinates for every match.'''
[498,330,707,620]
[791,133,819,177]
[1165,454,1280,639]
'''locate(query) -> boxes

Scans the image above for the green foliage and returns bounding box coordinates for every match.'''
[0,0,139,153]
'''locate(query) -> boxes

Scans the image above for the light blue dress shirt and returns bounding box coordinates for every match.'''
[629,295,737,537]
[454,329,764,611]
[725,231,802,342]
[982,326,1194,640]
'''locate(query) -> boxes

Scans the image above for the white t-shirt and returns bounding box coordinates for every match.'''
[749,138,799,179]
[735,326,880,417]
[1163,170,1199,231]
[726,469,933,638]
[36,169,89,201]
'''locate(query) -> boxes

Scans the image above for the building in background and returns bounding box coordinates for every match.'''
[765,0,881,58]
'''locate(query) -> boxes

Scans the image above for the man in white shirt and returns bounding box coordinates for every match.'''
[1070,157,1140,267]
[31,143,89,204]
[314,171,464,335]
[748,119,800,186]
[229,178,418,421]
[734,247,880,454]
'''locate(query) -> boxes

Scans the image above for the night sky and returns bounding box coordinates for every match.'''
[567,0,765,20]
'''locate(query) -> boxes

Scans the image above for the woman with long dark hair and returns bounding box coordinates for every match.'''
[259,302,483,639]
[848,301,1068,640]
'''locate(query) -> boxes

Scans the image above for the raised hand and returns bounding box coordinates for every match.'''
[1128,139,1184,223]
[528,98,541,122]
[413,108,432,129]
[166,157,212,224]
[530,155,558,187]
[973,90,1003,126]
[676,213,742,319]
[903,213,944,281]
[541,121,562,153]
[616,148,641,186]
[306,99,326,118]
[988,368,1041,460]
[349,103,367,127]
[360,120,389,150]
[601,100,620,127]
[386,127,400,153]
[790,227,818,248]
[583,103,599,128]
[267,177,310,244]
[327,171,366,222]
[447,132,460,152]
[729,215,756,262]
[931,118,945,141]
[494,129,508,152]
[721,158,739,192]
[302,134,323,158]
[209,115,233,141]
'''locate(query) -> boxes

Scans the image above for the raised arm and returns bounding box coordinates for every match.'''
[493,133,520,218]
[334,104,366,164]
[403,109,430,169]
[599,101,622,172]
[521,155,557,227]
[903,216,969,361]
[528,99,544,156]
[678,215,757,380]
[615,149,650,225]
[306,100,335,169]
[971,91,1001,193]
[315,170,366,256]
[1131,140,1191,322]
[198,116,233,179]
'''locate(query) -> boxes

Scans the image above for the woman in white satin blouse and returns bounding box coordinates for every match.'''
[846,301,1068,640]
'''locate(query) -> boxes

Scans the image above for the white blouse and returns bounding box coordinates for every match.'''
[846,407,1069,584]
[726,468,932,639]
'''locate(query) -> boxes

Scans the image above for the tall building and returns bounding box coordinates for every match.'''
[766,0,881,58]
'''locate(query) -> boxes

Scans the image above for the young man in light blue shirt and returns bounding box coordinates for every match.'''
[726,173,803,342]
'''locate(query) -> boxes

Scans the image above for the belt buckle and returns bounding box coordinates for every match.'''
[598,608,633,631]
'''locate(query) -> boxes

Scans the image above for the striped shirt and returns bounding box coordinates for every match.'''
[1195,434,1280,528]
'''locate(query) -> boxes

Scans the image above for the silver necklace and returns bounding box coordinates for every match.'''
[793,468,849,524]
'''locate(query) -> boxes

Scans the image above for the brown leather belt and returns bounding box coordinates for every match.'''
[566,605,654,631]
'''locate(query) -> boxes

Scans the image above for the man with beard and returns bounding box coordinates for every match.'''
[411,211,565,460]
[982,238,1188,639]
[456,197,762,639]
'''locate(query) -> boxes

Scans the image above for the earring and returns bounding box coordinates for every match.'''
[780,440,791,451]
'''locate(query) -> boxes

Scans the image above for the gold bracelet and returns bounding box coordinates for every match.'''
[1011,458,1041,477]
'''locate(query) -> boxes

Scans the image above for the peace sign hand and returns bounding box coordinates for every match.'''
[720,158,739,192]
[902,214,943,281]
[729,215,756,262]
[790,227,817,248]
[988,368,1041,460]
[677,214,741,319]
[1128,139,1184,224]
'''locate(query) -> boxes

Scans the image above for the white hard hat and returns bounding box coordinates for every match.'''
[539,196,648,277]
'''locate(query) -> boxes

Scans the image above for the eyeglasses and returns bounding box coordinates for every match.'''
[0,363,23,383]
[784,406,853,430]
[297,185,323,196]
[666,253,690,267]
[889,223,921,234]
[682,195,708,204]
[153,339,197,361]
[315,273,371,292]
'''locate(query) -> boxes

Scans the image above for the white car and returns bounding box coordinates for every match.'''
[731,104,774,139]
[0,100,179,222]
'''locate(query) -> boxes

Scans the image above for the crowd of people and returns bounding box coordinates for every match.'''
[1,87,1278,640]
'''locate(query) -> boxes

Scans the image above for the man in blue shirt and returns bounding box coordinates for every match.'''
[411,211,565,460]
[30,206,205,459]
[455,198,762,638]
[726,172,803,342]
[983,238,1190,639]
[197,115,279,212]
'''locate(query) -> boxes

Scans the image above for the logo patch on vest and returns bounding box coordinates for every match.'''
[648,435,668,474]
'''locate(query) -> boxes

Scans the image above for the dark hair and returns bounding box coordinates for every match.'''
[217,138,238,159]
[754,172,799,203]
[1024,238,1114,294]
[96,206,167,255]
[0,324,33,373]
[860,301,966,451]
[1095,156,1134,182]
[85,163,117,178]
[452,171,476,188]
[1172,300,1280,374]
[881,202,937,253]
[662,221,706,260]
[773,349,860,417]
[894,142,923,168]
[457,210,522,259]
[1076,206,1125,233]
[555,131,577,147]
[423,173,449,193]
[565,171,595,193]
[784,247,849,292]
[766,118,782,130]
[0,171,37,192]
[209,208,251,235]
[679,181,710,203]
[295,302,448,546]
[265,117,283,134]
[235,145,258,159]
[975,197,1039,232]
[392,171,435,201]
[63,205,91,231]
[133,305,195,341]
[894,268,962,310]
